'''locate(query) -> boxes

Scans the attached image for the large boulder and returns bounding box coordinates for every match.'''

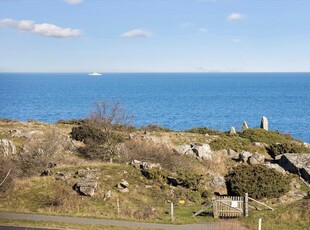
[248,152,265,165]
[279,154,310,183]
[264,162,286,175]
[209,176,227,195]
[191,143,212,160]
[130,160,161,170]
[260,116,268,131]
[0,139,16,156]
[73,179,98,196]
[227,149,239,160]
[175,144,195,156]
[239,150,252,163]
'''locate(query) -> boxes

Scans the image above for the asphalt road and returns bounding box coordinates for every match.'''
[0,212,249,230]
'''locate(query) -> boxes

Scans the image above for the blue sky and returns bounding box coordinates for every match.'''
[0,0,310,72]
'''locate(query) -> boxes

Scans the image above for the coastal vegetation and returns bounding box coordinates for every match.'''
[0,105,309,229]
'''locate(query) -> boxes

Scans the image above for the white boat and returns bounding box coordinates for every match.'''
[88,72,102,76]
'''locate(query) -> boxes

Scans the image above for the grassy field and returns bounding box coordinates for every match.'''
[241,199,310,230]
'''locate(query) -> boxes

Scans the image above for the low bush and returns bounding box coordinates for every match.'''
[184,127,222,136]
[267,143,310,158]
[240,128,294,145]
[141,124,172,132]
[225,164,291,199]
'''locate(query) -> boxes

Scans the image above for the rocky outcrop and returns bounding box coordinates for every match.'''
[248,152,265,165]
[227,149,239,160]
[175,144,195,156]
[239,151,252,163]
[279,154,310,183]
[175,143,212,160]
[264,162,286,175]
[0,139,16,156]
[117,179,129,193]
[191,143,212,160]
[103,190,112,201]
[73,179,98,196]
[131,160,161,170]
[260,116,268,131]
[208,176,227,195]
[242,121,249,131]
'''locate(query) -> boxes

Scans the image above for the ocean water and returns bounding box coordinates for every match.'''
[0,72,309,142]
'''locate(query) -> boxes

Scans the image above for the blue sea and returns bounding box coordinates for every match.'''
[0,72,309,142]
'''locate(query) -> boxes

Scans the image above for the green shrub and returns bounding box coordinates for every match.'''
[185,127,222,135]
[240,128,294,145]
[268,143,310,158]
[141,124,172,132]
[225,165,291,199]
[141,168,169,185]
[210,135,252,152]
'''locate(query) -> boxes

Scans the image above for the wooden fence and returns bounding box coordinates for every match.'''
[213,193,248,218]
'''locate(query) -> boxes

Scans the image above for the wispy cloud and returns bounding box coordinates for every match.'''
[0,18,81,38]
[121,29,152,38]
[64,0,83,5]
[227,13,247,21]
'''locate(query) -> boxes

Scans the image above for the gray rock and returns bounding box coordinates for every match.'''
[117,179,129,193]
[264,163,286,175]
[227,149,239,160]
[191,143,212,160]
[304,142,310,148]
[175,144,195,156]
[9,129,23,137]
[73,179,97,196]
[248,152,265,165]
[239,151,252,163]
[141,162,161,170]
[131,159,142,168]
[229,127,237,135]
[242,121,249,131]
[103,190,112,201]
[0,139,16,156]
[279,153,310,183]
[55,172,71,181]
[209,176,227,195]
[260,116,268,131]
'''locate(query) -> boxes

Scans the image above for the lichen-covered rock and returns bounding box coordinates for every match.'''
[103,190,112,201]
[0,139,16,156]
[264,163,286,175]
[239,150,252,163]
[175,144,195,156]
[279,153,310,183]
[117,179,129,193]
[191,143,212,160]
[73,179,98,196]
[227,149,239,160]
[248,152,265,165]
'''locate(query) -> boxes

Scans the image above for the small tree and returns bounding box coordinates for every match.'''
[71,100,132,163]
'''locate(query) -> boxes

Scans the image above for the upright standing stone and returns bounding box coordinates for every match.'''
[229,127,237,135]
[260,116,268,131]
[242,121,249,131]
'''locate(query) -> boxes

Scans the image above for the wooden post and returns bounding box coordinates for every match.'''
[116,198,120,215]
[244,193,249,217]
[258,218,262,230]
[170,202,174,221]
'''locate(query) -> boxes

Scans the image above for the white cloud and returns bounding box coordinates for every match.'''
[64,0,83,5]
[0,18,81,38]
[227,13,246,21]
[121,29,152,38]
[198,27,207,32]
